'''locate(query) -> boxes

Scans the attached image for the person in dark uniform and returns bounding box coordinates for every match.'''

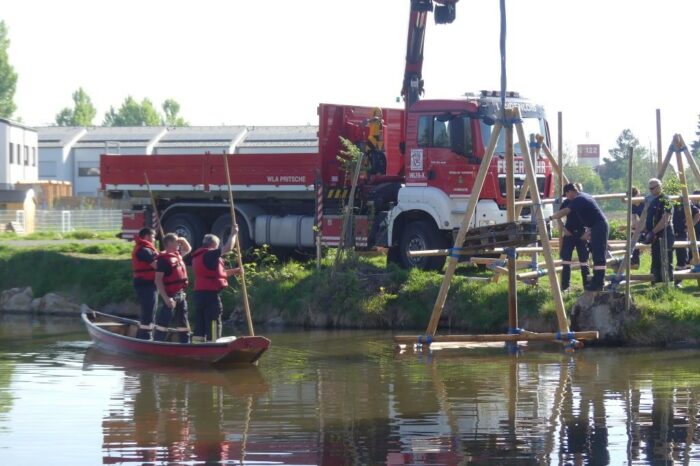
[154,233,192,343]
[188,226,241,343]
[643,178,674,285]
[629,187,645,270]
[549,183,609,291]
[672,198,700,286]
[556,196,590,291]
[131,227,159,340]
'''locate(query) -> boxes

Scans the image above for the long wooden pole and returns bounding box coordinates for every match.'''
[394,330,598,344]
[223,154,255,336]
[558,111,564,196]
[424,122,503,336]
[514,108,568,334]
[505,117,518,331]
[144,173,165,239]
[675,138,700,265]
[656,109,663,174]
[625,146,633,313]
[542,142,569,185]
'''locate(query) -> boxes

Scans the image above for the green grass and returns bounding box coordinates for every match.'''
[0,230,120,241]
[0,242,699,343]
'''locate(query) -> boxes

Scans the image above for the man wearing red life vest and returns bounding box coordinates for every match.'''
[154,233,192,343]
[189,225,241,342]
[131,227,159,340]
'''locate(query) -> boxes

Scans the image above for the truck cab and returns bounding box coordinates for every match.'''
[387,91,554,270]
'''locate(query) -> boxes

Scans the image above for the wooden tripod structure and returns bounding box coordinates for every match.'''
[394,108,598,348]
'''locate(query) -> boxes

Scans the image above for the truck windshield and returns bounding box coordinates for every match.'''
[480,117,545,156]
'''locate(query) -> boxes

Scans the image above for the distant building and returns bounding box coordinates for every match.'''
[0,118,39,190]
[577,144,600,168]
[37,125,318,196]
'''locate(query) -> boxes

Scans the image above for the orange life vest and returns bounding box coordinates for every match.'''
[131,236,157,281]
[158,251,189,296]
[191,247,228,292]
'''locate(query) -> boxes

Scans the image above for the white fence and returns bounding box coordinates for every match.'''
[0,210,122,233]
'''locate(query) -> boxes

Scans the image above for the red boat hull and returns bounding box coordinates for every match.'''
[82,310,269,365]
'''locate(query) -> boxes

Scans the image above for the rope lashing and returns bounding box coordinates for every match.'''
[564,340,580,351]
[555,331,576,341]
[503,247,517,259]
[508,327,523,334]
[417,335,433,346]
[670,144,688,154]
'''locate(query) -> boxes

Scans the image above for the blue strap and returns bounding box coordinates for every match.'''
[417,335,433,346]
[537,268,547,277]
[555,331,575,341]
[508,327,523,334]
[448,247,463,259]
[670,144,688,154]
[692,264,700,273]
[504,247,517,259]
[564,340,579,351]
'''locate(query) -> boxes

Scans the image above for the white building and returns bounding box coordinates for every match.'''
[0,118,39,190]
[37,125,319,196]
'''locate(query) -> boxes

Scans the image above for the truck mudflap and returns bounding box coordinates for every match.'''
[120,209,147,240]
[320,215,370,248]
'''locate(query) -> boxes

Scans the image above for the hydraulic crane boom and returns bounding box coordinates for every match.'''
[401,0,459,111]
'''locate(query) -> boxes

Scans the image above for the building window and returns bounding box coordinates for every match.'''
[16,144,21,165]
[78,162,100,177]
[9,143,13,164]
[32,148,36,167]
[24,145,29,166]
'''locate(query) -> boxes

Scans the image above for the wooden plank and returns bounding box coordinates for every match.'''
[394,331,599,344]
[505,122,518,331]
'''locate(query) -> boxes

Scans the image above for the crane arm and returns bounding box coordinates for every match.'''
[401,0,459,110]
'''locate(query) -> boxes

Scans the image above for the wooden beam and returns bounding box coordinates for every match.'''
[514,109,569,334]
[393,331,599,344]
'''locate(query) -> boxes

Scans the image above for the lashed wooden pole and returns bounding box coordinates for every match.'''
[625,146,633,312]
[514,108,568,334]
[505,116,517,331]
[223,154,255,336]
[144,173,165,239]
[424,122,503,336]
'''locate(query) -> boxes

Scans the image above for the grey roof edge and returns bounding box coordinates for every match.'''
[0,118,38,133]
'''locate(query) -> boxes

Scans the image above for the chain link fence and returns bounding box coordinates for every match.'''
[1,210,122,233]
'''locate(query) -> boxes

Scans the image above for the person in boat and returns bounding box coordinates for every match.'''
[131,227,159,340]
[549,183,609,291]
[154,233,192,343]
[188,225,241,343]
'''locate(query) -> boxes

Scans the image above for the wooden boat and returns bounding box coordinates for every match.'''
[82,309,270,366]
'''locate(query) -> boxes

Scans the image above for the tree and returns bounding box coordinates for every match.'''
[597,129,655,192]
[55,87,96,126]
[0,20,18,118]
[563,164,604,194]
[692,114,700,155]
[103,96,161,126]
[162,99,188,126]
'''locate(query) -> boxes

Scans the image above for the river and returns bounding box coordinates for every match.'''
[0,314,698,465]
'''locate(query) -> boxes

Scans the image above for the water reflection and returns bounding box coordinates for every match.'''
[0,323,698,465]
[83,348,266,464]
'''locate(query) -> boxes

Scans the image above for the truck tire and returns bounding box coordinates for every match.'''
[397,220,447,271]
[211,214,252,252]
[163,213,205,248]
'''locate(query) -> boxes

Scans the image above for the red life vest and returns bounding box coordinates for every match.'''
[131,236,157,281]
[191,247,228,292]
[159,251,189,296]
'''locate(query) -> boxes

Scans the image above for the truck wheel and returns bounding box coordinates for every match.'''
[163,213,205,248]
[211,214,252,252]
[398,221,447,271]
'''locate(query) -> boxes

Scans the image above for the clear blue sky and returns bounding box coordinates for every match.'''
[4,0,700,159]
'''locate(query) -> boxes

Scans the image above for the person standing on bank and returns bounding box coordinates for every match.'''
[549,183,609,291]
[643,178,674,285]
[672,197,700,286]
[189,226,241,343]
[154,233,192,343]
[555,195,590,291]
[131,227,159,340]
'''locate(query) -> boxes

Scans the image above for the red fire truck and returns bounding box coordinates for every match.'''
[101,1,555,270]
